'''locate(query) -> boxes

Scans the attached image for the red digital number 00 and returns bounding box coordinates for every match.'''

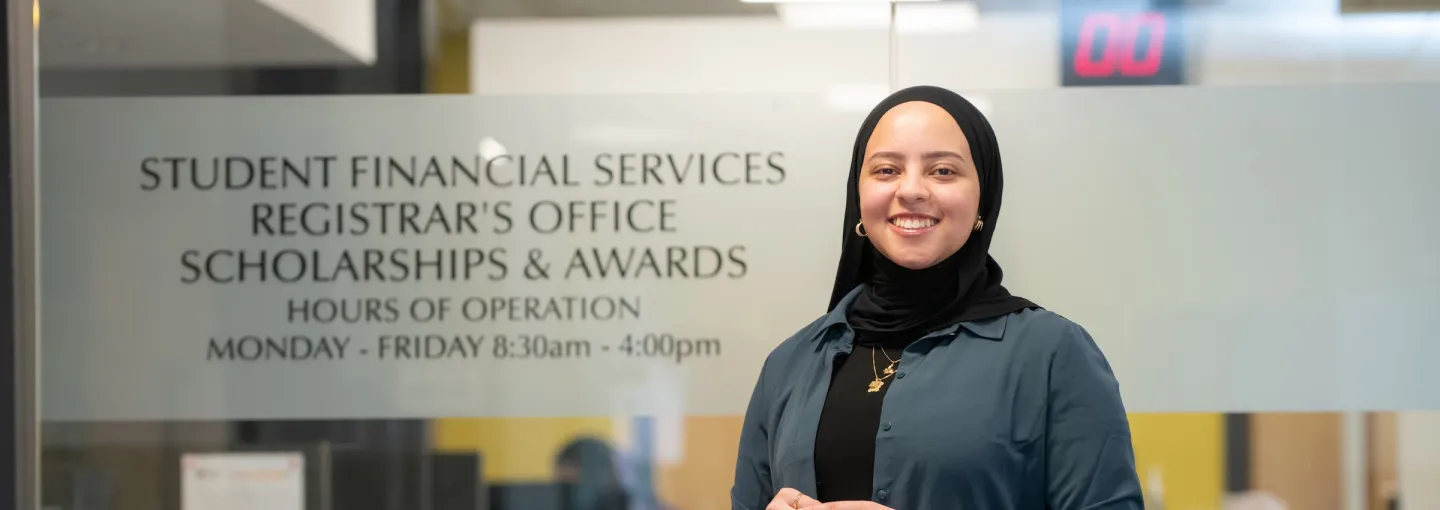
[1073,12,1167,78]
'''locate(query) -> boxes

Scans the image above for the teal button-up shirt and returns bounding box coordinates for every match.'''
[731,286,1143,509]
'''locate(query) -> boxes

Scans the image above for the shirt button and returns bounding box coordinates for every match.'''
[877,489,889,500]
[896,372,906,379]
[882,422,892,431]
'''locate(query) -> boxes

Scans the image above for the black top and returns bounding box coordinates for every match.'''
[813,330,911,502]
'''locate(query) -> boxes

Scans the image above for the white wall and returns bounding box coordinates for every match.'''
[470,17,893,95]
[470,8,1440,95]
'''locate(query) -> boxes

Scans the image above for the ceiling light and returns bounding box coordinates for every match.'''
[894,2,979,33]
[744,0,938,3]
[778,1,977,32]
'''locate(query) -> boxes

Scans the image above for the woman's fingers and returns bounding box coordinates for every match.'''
[813,501,892,510]
[765,488,820,510]
[764,488,800,510]
[764,490,886,510]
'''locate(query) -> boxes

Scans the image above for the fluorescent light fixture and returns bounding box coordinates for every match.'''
[778,1,977,33]
[779,3,890,30]
[1273,12,1437,38]
[744,0,938,3]
[894,2,979,33]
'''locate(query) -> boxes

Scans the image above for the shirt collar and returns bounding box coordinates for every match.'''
[817,285,865,333]
[958,314,1009,341]
[817,284,1011,341]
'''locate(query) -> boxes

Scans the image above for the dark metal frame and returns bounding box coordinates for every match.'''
[5,1,435,506]
[4,0,38,508]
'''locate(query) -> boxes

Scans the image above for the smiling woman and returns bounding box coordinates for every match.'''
[730,86,1141,510]
[856,101,981,271]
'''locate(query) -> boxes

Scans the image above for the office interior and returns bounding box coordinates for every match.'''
[15,0,1440,509]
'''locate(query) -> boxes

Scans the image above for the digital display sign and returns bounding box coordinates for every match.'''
[1061,2,1185,86]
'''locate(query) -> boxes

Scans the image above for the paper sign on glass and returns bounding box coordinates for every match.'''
[181,452,304,510]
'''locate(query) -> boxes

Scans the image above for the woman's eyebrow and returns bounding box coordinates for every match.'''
[866,150,966,162]
[923,150,965,161]
[867,151,904,162]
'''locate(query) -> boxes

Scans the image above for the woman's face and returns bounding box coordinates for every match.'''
[859,101,981,270]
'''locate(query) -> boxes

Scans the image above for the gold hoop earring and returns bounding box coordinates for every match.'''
[855,220,867,237]
[973,217,984,232]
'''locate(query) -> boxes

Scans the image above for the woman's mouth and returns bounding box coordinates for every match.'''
[888,215,940,235]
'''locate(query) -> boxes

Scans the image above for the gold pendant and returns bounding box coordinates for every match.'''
[868,379,885,393]
[883,363,897,376]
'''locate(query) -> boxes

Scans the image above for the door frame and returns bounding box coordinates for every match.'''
[5,0,39,508]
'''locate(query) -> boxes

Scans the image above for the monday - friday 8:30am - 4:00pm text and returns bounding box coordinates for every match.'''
[205,333,723,365]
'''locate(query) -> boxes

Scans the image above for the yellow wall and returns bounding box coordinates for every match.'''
[655,417,746,510]
[427,32,470,94]
[1249,413,1343,510]
[433,417,617,481]
[1130,413,1225,510]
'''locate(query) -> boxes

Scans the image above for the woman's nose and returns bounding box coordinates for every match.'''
[896,171,928,202]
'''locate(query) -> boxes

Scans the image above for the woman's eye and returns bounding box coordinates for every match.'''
[934,167,956,176]
[875,167,898,175]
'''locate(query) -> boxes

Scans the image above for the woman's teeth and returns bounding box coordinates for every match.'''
[891,217,937,230]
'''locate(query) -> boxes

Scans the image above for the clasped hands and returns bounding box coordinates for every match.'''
[766,487,894,510]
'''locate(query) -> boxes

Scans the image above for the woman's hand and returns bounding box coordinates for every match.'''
[806,502,894,510]
[764,489,896,510]
[765,488,821,510]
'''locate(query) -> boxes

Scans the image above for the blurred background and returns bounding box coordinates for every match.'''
[23,0,1440,509]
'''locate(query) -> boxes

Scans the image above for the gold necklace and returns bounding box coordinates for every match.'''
[868,346,899,393]
[878,347,899,376]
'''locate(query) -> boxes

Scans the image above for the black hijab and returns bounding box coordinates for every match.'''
[829,85,1038,336]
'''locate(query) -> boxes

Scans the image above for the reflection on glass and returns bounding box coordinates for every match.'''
[555,437,628,510]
